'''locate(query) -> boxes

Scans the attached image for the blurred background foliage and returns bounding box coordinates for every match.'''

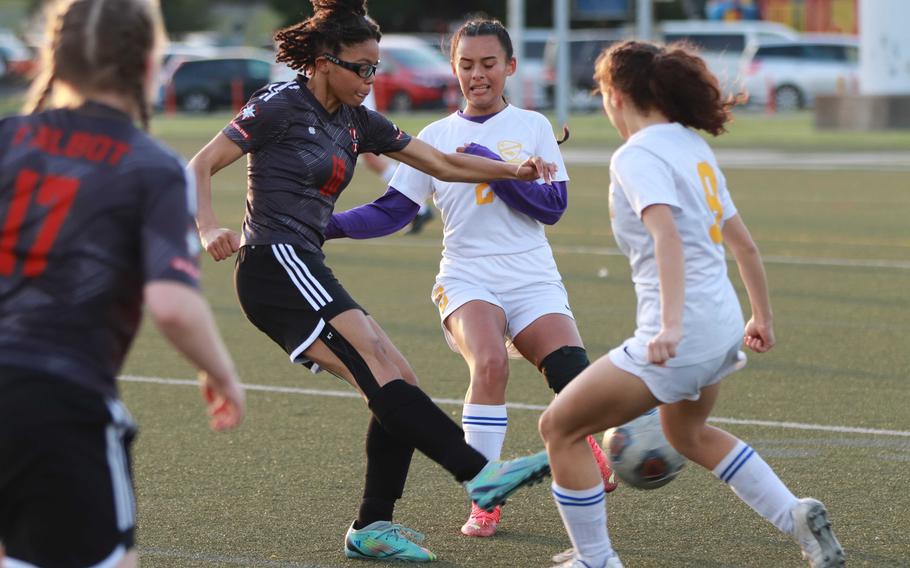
[8,0,693,36]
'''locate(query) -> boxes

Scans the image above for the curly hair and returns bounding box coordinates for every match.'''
[23,0,163,131]
[275,0,381,73]
[593,40,746,136]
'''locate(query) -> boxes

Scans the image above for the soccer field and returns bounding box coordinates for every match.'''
[119,112,910,567]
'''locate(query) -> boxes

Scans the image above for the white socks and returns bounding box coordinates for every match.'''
[713,440,799,534]
[462,403,507,461]
[551,482,613,566]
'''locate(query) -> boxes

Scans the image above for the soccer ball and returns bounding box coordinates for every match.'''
[603,408,685,490]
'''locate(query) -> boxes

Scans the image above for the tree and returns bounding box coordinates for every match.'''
[161,0,212,34]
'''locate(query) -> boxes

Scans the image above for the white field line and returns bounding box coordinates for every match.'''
[327,239,910,271]
[561,148,910,171]
[121,375,910,438]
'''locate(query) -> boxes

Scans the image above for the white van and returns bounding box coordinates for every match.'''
[660,20,799,93]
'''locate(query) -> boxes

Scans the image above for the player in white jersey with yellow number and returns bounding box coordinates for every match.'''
[326,17,616,539]
[471,40,845,568]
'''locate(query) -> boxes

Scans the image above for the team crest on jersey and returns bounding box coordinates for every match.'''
[497,140,523,163]
[348,125,359,153]
[240,104,257,120]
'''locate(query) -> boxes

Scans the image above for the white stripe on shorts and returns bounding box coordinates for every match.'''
[104,399,136,532]
[5,545,127,567]
[289,318,326,364]
[281,244,333,305]
[271,245,322,310]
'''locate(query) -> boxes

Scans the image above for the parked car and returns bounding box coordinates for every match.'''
[0,28,34,80]
[660,20,799,94]
[413,30,551,110]
[162,56,273,112]
[542,29,629,110]
[739,36,859,111]
[514,28,553,109]
[372,34,459,112]
[157,43,216,98]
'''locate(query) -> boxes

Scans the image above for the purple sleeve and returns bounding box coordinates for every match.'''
[461,143,568,225]
[325,187,419,239]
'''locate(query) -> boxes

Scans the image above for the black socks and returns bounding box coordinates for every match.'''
[368,380,487,483]
[356,415,415,528]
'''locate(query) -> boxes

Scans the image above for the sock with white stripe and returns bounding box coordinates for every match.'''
[551,482,613,566]
[713,440,799,534]
[462,403,507,461]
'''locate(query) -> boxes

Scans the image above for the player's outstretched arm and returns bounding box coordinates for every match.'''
[386,137,556,184]
[145,281,245,431]
[722,214,775,353]
[188,133,244,261]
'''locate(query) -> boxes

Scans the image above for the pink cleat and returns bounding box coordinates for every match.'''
[587,435,619,493]
[460,502,502,537]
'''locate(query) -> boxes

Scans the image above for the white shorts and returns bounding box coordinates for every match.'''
[431,276,574,357]
[608,339,747,404]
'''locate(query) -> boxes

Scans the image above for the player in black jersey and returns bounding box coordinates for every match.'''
[0,2,245,567]
[189,0,554,562]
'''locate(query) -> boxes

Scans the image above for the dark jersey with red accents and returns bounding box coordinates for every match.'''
[0,103,200,398]
[222,75,411,255]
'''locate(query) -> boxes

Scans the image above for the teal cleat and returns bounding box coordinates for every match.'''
[465,451,551,512]
[344,520,437,562]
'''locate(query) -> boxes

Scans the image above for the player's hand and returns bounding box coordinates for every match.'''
[744,317,775,353]
[198,370,245,431]
[648,325,682,366]
[516,155,556,183]
[199,227,240,261]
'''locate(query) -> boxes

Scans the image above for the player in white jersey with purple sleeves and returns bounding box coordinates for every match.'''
[471,41,845,568]
[326,18,616,539]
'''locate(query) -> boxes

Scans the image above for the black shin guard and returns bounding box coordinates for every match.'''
[368,380,487,483]
[357,416,415,527]
[540,346,590,394]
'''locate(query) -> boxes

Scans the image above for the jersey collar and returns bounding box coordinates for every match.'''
[296,74,337,121]
[457,105,509,124]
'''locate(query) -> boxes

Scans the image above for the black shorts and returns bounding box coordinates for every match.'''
[235,244,364,369]
[0,367,137,568]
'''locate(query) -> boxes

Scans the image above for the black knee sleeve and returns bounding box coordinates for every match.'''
[540,346,590,394]
[319,322,382,399]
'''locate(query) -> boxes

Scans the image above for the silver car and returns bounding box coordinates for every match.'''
[739,35,859,111]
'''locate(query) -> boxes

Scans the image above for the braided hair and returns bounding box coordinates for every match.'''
[275,0,381,73]
[23,0,163,131]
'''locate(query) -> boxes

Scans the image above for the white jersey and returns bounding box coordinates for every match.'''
[609,122,744,366]
[390,105,569,289]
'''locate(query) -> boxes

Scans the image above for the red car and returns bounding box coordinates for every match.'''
[372,35,460,112]
[0,29,36,79]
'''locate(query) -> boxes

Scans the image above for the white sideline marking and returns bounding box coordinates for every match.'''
[121,375,910,438]
[328,239,910,271]
[561,148,910,171]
